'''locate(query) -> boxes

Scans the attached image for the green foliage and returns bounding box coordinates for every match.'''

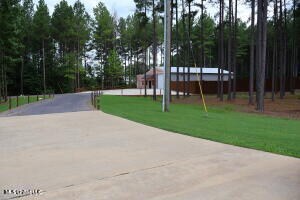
[73,0,90,44]
[0,0,23,99]
[93,2,114,59]
[33,0,50,42]
[51,0,75,44]
[192,12,216,66]
[0,0,92,95]
[107,49,123,79]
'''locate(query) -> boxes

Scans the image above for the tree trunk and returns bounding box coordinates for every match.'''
[129,47,132,86]
[220,0,224,101]
[227,0,233,100]
[232,0,237,99]
[127,50,130,86]
[176,0,179,98]
[187,1,191,96]
[249,0,255,104]
[73,42,77,92]
[181,0,186,97]
[20,56,24,95]
[256,0,262,110]
[124,53,127,86]
[200,0,204,85]
[77,39,80,89]
[42,39,46,95]
[152,0,157,100]
[290,0,296,94]
[272,0,278,101]
[256,0,268,112]
[217,0,221,98]
[283,0,287,96]
[144,49,147,97]
[136,52,139,79]
[0,51,3,101]
[279,0,285,99]
[3,52,7,101]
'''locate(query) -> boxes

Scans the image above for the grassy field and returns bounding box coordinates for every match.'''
[0,95,51,113]
[99,95,300,158]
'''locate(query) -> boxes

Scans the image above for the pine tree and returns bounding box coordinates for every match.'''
[93,2,114,88]
[33,0,51,94]
[52,0,77,92]
[73,0,90,90]
[20,0,34,95]
[0,0,23,99]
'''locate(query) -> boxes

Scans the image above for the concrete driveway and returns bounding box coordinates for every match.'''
[0,93,299,200]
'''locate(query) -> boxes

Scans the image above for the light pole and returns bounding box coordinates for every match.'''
[162,0,171,112]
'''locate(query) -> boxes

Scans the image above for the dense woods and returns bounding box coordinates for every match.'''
[0,0,299,112]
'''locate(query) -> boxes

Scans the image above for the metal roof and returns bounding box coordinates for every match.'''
[157,67,231,74]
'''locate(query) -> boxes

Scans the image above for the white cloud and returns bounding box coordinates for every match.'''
[33,0,251,22]
[33,0,136,18]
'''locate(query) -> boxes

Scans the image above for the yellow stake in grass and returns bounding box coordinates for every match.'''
[194,63,208,116]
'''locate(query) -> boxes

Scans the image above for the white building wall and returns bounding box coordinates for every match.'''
[170,74,230,82]
[157,74,164,89]
[156,73,231,89]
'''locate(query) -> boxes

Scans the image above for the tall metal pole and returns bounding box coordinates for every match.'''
[163,0,171,112]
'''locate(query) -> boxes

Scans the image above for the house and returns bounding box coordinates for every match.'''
[137,67,233,90]
[136,68,164,89]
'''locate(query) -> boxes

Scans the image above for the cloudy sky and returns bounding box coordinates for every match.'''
[33,0,252,22]
[33,0,136,18]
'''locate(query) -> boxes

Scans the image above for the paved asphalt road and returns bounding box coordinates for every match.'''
[0,93,93,117]
[0,91,299,200]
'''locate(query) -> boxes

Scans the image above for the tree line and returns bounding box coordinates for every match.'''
[0,0,299,112]
[0,0,92,99]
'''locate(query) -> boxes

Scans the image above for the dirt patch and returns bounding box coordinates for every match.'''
[171,92,300,119]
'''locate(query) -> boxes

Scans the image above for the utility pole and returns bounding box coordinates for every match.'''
[163,0,171,112]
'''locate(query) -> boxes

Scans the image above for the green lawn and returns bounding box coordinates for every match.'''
[99,95,300,158]
[0,95,51,113]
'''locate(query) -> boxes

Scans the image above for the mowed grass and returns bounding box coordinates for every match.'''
[0,95,51,113]
[99,95,300,158]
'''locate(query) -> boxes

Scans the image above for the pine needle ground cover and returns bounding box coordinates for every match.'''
[100,95,300,158]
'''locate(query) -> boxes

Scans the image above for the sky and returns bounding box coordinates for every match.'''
[33,0,252,22]
[33,0,136,18]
